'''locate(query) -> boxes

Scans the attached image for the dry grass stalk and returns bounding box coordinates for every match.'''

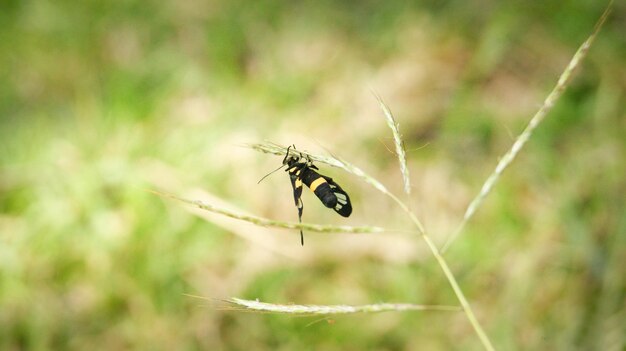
[151,190,384,234]
[440,5,612,253]
[228,297,461,314]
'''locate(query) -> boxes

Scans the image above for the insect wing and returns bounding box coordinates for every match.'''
[322,176,352,217]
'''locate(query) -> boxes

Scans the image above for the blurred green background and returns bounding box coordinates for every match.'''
[1,0,625,350]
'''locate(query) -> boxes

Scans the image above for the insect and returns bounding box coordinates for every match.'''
[283,145,352,245]
[260,145,352,245]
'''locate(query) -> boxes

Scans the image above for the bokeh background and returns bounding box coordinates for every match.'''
[1,1,625,350]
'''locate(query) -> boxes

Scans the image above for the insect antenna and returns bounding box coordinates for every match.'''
[257,164,286,184]
[282,144,295,164]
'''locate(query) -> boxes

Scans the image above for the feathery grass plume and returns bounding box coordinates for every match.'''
[375,94,411,195]
[151,190,384,234]
[228,298,461,314]
[440,4,612,254]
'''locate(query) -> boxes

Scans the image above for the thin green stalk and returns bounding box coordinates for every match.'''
[440,5,611,254]
[388,195,495,351]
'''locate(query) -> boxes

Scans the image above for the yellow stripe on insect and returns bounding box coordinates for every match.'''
[309,177,327,192]
[295,179,303,188]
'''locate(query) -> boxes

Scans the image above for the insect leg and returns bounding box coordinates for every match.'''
[289,174,305,245]
[282,145,293,164]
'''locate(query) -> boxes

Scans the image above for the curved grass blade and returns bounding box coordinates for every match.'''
[441,5,612,253]
[228,297,460,315]
[151,190,384,234]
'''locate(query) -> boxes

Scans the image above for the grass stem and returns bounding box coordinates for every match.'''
[227,297,461,315]
[152,190,384,234]
[440,4,612,254]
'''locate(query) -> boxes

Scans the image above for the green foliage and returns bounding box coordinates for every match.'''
[1,1,624,350]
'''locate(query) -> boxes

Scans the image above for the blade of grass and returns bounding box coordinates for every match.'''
[151,190,385,234]
[441,4,612,254]
[227,297,461,315]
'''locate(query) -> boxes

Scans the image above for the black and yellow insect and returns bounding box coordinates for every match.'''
[281,145,352,245]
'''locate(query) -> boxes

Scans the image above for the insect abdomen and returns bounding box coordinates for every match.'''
[301,170,337,208]
[313,183,337,208]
